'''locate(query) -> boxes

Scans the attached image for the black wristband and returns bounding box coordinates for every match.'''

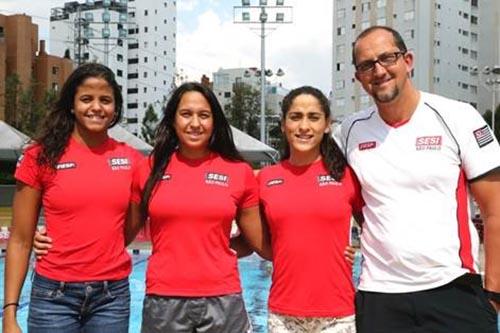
[2,302,19,310]
[484,290,500,303]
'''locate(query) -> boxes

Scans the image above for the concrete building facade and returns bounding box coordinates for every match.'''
[49,0,177,135]
[0,14,72,123]
[331,0,485,119]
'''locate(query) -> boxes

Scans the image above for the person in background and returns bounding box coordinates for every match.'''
[126,82,269,333]
[339,26,500,332]
[258,86,363,333]
[3,63,142,333]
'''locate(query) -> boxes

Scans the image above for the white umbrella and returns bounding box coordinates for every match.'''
[230,126,278,163]
[108,125,153,155]
[0,121,30,161]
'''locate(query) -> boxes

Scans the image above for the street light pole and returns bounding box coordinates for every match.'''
[260,7,266,142]
[233,0,292,143]
[471,65,500,133]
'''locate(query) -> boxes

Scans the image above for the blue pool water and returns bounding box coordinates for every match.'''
[2,253,498,332]
[0,253,275,333]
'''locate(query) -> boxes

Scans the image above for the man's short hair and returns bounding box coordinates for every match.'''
[352,26,408,66]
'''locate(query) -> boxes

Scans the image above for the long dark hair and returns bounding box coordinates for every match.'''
[140,82,243,216]
[34,63,123,168]
[280,86,347,180]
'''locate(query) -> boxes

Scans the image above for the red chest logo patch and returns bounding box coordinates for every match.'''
[358,141,377,151]
[415,136,442,150]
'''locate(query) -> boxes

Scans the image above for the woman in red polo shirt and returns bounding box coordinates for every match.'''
[3,63,142,333]
[258,86,362,333]
[126,82,269,333]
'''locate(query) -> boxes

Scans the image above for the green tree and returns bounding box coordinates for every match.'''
[4,75,55,137]
[225,82,260,138]
[482,103,500,141]
[4,74,21,126]
[141,104,159,145]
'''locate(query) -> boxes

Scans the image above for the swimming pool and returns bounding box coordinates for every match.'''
[2,254,497,332]
[0,252,276,332]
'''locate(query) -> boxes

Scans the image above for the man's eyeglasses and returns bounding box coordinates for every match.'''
[355,51,406,73]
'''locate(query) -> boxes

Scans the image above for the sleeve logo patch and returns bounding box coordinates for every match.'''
[473,125,494,148]
[108,157,131,170]
[205,172,229,187]
[415,136,442,150]
[56,162,77,170]
[317,174,341,187]
[266,178,284,187]
[358,141,377,151]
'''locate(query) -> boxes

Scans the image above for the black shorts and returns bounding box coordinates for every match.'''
[355,274,498,333]
[141,293,252,333]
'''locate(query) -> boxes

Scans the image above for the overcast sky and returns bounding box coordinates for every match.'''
[0,0,334,93]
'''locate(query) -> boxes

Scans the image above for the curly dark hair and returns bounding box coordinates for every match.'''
[140,82,244,216]
[34,63,123,168]
[280,86,346,180]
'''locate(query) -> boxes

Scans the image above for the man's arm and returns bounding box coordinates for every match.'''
[470,168,500,311]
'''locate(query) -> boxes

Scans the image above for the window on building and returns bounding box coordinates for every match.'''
[144,87,147,93]
[336,97,345,107]
[433,77,440,83]
[471,0,478,7]
[52,83,59,91]
[462,30,469,36]
[335,80,345,89]
[405,29,415,39]
[361,21,370,29]
[337,27,345,36]
[155,26,158,31]
[471,15,478,25]
[361,2,370,12]
[117,54,123,62]
[128,88,138,94]
[155,9,157,14]
[434,40,440,46]
[470,85,478,94]
[143,102,147,108]
[128,73,138,79]
[164,19,167,24]
[462,48,469,54]
[144,26,148,33]
[144,57,148,63]
[336,62,345,71]
[128,103,138,109]
[404,10,415,20]
[224,92,231,98]
[377,0,386,8]
[52,66,58,75]
[128,58,138,64]
[361,95,370,104]
[435,3,441,9]
[471,32,478,42]
[377,17,386,25]
[117,69,123,77]
[337,8,345,18]
[144,9,148,16]
[144,72,148,78]
[470,50,477,59]
[144,41,148,48]
[336,44,345,56]
[128,43,138,49]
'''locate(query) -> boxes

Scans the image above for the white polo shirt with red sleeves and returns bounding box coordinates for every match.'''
[15,137,143,282]
[339,91,500,293]
[131,152,259,297]
[258,159,363,317]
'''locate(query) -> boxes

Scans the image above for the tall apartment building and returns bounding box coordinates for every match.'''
[331,0,484,119]
[0,14,72,122]
[50,0,177,135]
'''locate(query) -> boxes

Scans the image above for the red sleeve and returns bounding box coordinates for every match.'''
[14,145,43,190]
[238,163,259,209]
[130,158,148,204]
[346,166,364,213]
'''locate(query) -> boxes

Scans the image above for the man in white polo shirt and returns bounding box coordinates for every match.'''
[338,26,500,332]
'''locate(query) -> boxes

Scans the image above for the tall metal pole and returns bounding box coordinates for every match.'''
[493,90,496,132]
[260,7,266,143]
